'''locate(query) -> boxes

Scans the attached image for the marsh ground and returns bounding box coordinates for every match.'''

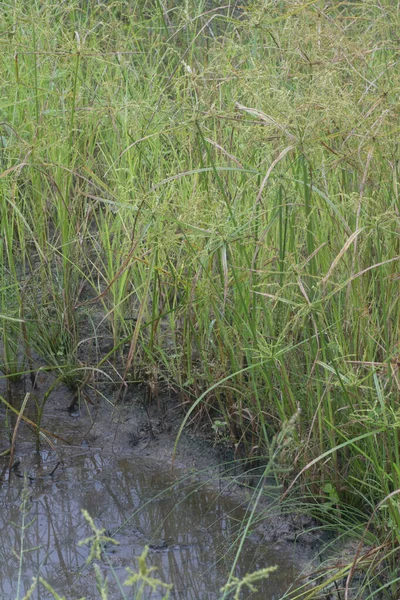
[1,0,400,596]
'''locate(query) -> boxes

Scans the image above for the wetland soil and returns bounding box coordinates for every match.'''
[1,378,321,545]
[0,379,322,599]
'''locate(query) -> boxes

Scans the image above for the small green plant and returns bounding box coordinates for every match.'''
[13,505,173,600]
[220,566,278,600]
[78,510,172,600]
[211,419,230,445]
[124,547,173,600]
[78,510,120,564]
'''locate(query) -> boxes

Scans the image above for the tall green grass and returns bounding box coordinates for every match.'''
[1,0,400,593]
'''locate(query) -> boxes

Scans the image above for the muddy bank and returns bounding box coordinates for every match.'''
[0,449,307,599]
[0,379,321,599]
[1,379,322,543]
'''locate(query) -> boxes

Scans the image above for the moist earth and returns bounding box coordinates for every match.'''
[0,377,323,552]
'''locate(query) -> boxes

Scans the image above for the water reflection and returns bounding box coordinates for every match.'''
[0,451,297,599]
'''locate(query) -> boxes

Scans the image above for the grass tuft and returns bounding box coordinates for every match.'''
[1,0,400,595]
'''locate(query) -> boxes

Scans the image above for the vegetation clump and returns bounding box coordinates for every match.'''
[1,0,400,596]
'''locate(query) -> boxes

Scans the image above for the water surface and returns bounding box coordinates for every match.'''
[0,448,299,599]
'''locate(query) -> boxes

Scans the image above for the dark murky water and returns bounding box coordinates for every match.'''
[0,447,300,600]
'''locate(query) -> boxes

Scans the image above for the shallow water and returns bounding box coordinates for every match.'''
[0,446,300,600]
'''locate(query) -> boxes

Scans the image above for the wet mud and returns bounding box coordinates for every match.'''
[0,381,315,599]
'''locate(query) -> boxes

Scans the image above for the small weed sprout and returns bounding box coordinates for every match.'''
[211,419,229,445]
[220,565,278,600]
[78,510,119,564]
[78,511,172,598]
[124,546,173,599]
